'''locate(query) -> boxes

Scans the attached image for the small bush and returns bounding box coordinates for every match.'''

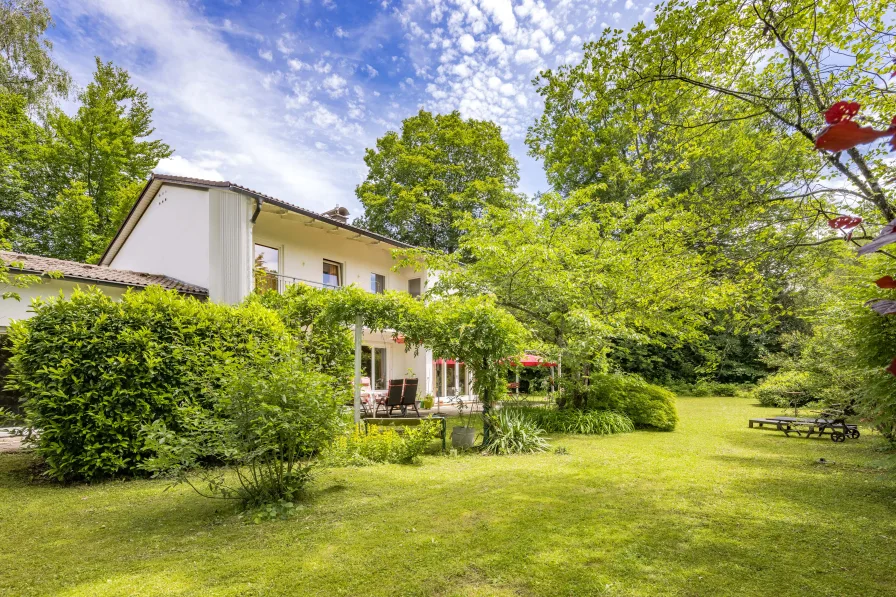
[323,420,440,466]
[482,408,549,455]
[587,373,678,431]
[143,354,344,510]
[508,407,634,435]
[7,287,293,482]
[751,370,815,408]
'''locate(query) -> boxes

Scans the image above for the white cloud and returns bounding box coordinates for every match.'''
[156,155,224,180]
[625,0,634,8]
[287,59,309,71]
[335,26,349,38]
[514,48,539,64]
[322,73,347,97]
[486,35,506,56]
[276,35,294,55]
[258,48,273,61]
[479,0,517,37]
[458,33,476,53]
[52,0,351,209]
[363,64,379,77]
[452,63,471,77]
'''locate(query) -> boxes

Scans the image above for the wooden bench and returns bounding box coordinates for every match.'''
[362,416,447,451]
[749,417,858,442]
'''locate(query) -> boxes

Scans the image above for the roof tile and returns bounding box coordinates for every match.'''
[1,251,207,295]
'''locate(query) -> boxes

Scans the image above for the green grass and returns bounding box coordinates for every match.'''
[2,397,896,596]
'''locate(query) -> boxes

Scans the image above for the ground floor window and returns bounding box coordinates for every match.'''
[361,345,387,390]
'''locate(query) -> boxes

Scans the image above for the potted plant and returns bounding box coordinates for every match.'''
[450,396,477,448]
[422,393,434,410]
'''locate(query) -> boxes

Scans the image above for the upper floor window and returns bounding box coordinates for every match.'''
[323,259,342,288]
[371,273,385,294]
[254,244,279,293]
[408,277,421,298]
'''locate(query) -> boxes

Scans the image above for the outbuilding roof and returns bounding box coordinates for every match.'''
[1,251,208,296]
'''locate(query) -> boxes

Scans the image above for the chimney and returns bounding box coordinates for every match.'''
[322,205,350,224]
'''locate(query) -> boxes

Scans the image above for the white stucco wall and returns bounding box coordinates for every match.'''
[253,212,424,294]
[0,278,128,329]
[109,184,210,289]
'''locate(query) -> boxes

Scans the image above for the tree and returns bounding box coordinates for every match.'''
[0,0,69,109]
[526,0,893,383]
[0,91,50,252]
[400,190,761,406]
[45,182,97,262]
[530,0,895,243]
[355,110,520,252]
[42,58,171,261]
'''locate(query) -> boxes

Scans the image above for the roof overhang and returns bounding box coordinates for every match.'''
[99,174,416,266]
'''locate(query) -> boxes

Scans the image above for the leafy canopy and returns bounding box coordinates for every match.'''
[355,109,520,252]
[41,58,171,261]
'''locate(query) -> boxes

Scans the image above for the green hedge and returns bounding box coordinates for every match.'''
[7,287,293,482]
[586,373,679,431]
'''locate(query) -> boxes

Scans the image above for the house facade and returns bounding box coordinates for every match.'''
[97,173,470,400]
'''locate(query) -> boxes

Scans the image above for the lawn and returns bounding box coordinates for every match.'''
[2,397,895,597]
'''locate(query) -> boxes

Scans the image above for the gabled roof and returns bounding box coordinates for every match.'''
[99,173,414,265]
[1,251,208,296]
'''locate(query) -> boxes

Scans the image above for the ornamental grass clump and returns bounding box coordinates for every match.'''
[507,407,634,435]
[481,408,549,455]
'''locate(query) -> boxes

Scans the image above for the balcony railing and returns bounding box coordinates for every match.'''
[254,270,340,293]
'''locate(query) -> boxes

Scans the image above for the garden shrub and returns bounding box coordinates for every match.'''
[143,354,345,512]
[323,420,440,466]
[751,370,816,408]
[7,286,293,482]
[586,373,679,431]
[508,406,634,435]
[665,380,746,397]
[482,408,549,455]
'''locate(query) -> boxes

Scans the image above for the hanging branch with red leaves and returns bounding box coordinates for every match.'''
[814,102,896,153]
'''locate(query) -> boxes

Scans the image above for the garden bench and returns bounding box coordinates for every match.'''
[749,416,859,442]
[363,416,447,451]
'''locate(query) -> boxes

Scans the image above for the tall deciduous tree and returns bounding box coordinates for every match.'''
[355,110,520,252]
[0,0,69,109]
[42,58,171,261]
[530,0,895,242]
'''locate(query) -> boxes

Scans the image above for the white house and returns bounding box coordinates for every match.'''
[1,173,472,401]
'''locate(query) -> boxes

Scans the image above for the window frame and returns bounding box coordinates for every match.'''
[254,243,282,293]
[371,272,386,294]
[408,277,422,298]
[322,259,343,288]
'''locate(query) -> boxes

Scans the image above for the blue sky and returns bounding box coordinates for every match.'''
[45,0,654,214]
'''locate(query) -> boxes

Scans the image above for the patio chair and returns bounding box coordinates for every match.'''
[397,378,420,417]
[359,377,372,416]
[375,379,404,417]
